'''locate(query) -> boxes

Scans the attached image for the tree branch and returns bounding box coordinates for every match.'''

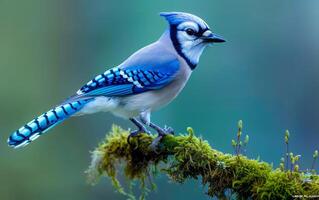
[86,125,319,200]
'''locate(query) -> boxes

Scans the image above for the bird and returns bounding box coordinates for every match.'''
[7,12,225,149]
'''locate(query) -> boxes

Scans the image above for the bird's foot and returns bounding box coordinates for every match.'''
[150,126,174,151]
[157,126,175,136]
[127,128,151,144]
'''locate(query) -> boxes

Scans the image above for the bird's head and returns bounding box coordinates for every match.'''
[160,12,225,69]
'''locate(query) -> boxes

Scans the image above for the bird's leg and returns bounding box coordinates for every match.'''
[140,116,174,150]
[127,118,150,144]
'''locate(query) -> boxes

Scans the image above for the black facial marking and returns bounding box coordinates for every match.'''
[169,23,210,70]
[169,24,197,70]
[195,26,209,37]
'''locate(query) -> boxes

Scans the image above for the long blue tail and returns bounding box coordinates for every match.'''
[8,99,92,149]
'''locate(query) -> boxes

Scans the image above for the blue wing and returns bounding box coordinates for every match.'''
[74,59,180,98]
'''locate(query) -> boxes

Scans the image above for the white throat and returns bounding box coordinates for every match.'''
[179,39,206,65]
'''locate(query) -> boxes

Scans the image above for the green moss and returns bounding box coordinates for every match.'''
[86,125,319,200]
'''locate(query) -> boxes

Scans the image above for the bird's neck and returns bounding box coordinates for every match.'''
[159,27,197,70]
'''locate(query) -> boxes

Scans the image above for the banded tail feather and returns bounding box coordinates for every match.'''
[8,99,92,148]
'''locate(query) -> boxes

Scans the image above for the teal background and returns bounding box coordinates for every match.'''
[1,0,319,199]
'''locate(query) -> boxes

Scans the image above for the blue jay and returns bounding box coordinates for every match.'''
[8,12,225,149]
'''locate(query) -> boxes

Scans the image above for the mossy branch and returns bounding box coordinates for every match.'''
[86,125,319,200]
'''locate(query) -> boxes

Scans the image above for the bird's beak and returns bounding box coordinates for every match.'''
[202,33,226,43]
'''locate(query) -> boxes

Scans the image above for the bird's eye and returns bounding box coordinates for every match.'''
[185,28,196,36]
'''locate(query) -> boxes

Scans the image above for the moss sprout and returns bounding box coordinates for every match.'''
[86,124,319,199]
[312,150,319,172]
[285,130,290,171]
[232,120,249,156]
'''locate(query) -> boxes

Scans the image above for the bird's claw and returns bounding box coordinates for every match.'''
[157,125,174,136]
[163,126,174,135]
[127,129,151,145]
[150,125,175,152]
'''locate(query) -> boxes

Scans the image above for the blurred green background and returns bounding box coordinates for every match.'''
[1,0,319,199]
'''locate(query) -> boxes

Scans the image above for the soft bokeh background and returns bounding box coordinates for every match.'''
[1,0,319,199]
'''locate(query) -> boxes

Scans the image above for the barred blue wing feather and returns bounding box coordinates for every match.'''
[8,99,93,148]
[75,59,180,98]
